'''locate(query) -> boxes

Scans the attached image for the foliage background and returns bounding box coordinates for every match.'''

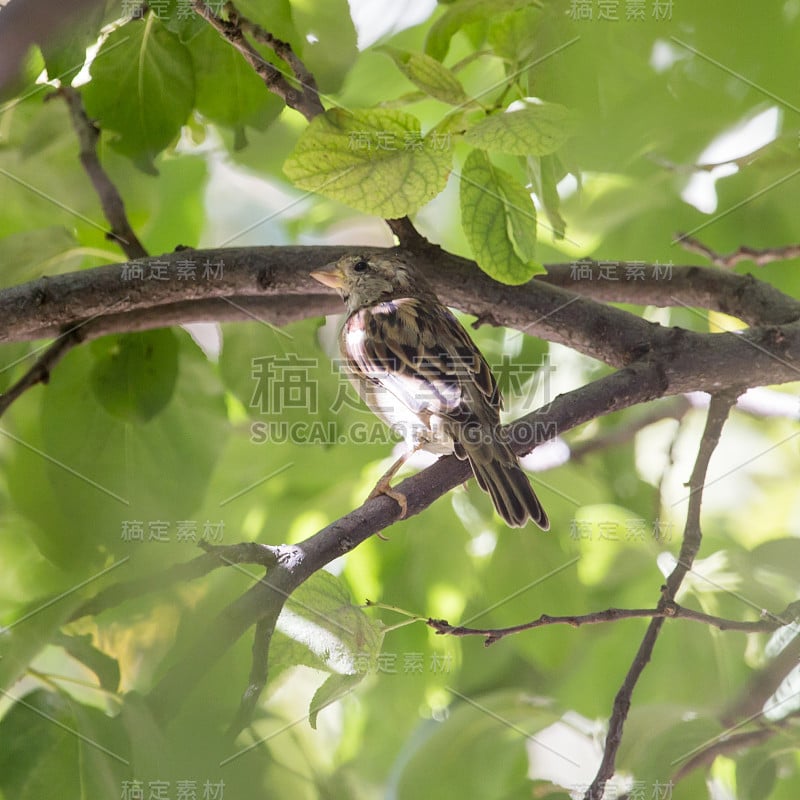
[0,1,799,799]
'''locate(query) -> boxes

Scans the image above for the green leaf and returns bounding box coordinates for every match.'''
[0,690,125,800]
[618,705,722,785]
[486,6,541,62]
[395,690,558,800]
[380,47,469,105]
[737,748,778,800]
[235,0,298,45]
[287,0,358,94]
[155,0,207,42]
[464,103,574,156]
[236,0,357,93]
[460,148,541,284]
[272,570,384,678]
[89,330,179,423]
[189,25,283,132]
[138,154,207,253]
[309,673,364,729]
[0,592,89,692]
[425,0,540,61]
[5,335,228,567]
[283,108,453,217]
[83,16,194,168]
[38,5,105,85]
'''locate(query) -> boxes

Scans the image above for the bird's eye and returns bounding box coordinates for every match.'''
[353,260,369,273]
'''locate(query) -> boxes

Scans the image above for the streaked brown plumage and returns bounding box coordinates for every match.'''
[310,254,549,530]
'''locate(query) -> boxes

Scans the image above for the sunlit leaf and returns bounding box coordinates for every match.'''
[284,108,453,217]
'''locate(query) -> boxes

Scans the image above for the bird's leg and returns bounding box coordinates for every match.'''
[367,442,424,518]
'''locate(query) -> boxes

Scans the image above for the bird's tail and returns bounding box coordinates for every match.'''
[457,438,549,530]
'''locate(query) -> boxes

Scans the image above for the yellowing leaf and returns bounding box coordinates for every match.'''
[283,108,453,217]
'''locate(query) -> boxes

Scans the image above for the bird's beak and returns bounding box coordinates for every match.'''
[310,265,345,290]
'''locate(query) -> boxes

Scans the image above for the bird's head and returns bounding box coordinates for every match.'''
[310,255,433,313]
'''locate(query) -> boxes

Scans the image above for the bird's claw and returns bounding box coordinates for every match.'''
[367,483,409,519]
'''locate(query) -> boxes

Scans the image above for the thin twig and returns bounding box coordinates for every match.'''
[428,600,791,645]
[675,233,800,268]
[671,716,798,784]
[54,86,148,260]
[585,391,739,800]
[193,1,324,121]
[227,1,321,108]
[0,326,83,416]
[226,616,273,739]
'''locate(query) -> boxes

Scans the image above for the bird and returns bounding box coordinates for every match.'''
[310,254,549,530]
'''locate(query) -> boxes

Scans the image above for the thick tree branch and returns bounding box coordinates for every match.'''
[4,249,799,344]
[386,217,430,251]
[3,249,800,396]
[538,261,800,326]
[585,391,738,800]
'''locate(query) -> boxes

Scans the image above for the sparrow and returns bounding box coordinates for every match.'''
[310,254,549,530]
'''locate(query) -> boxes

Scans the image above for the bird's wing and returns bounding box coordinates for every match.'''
[343,297,501,423]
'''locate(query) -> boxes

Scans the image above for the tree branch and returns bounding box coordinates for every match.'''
[70,542,280,620]
[585,391,738,800]
[3,248,800,394]
[538,260,800,326]
[567,396,692,461]
[0,326,84,416]
[226,1,322,113]
[0,84,150,419]
[53,86,148,260]
[428,600,790,645]
[193,0,324,121]
[670,716,798,784]
[676,233,800,268]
